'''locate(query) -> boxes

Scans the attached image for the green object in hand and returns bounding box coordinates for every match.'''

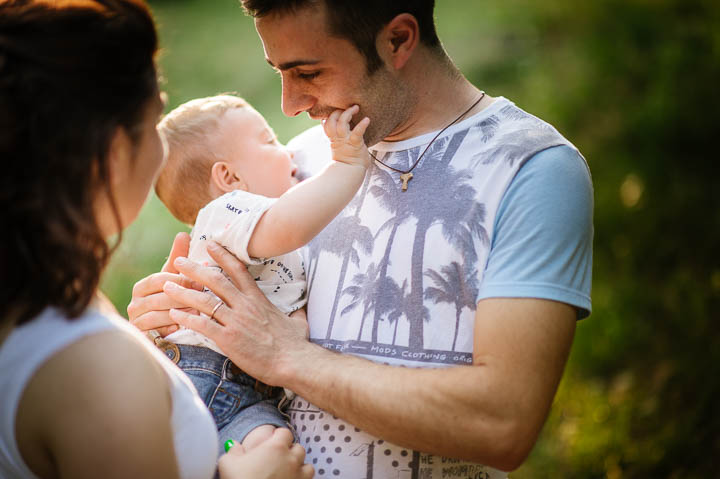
[224,439,235,452]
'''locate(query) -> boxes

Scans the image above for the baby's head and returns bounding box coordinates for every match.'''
[156,94,298,225]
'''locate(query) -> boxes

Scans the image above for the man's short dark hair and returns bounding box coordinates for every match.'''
[241,0,441,73]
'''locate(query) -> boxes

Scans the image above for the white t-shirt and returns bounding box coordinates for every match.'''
[285,97,593,478]
[168,190,307,353]
[0,308,218,479]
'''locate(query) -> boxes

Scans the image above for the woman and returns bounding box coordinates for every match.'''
[0,1,313,478]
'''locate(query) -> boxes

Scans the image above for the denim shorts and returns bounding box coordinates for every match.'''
[168,344,290,455]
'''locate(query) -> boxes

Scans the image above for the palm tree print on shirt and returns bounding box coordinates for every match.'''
[340,262,381,341]
[318,128,490,354]
[293,101,577,479]
[425,262,480,351]
[403,130,485,351]
[306,175,374,340]
[367,162,414,344]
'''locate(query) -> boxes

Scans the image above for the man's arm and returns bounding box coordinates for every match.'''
[247,107,370,258]
[164,244,575,471]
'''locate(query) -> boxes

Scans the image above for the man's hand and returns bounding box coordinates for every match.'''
[162,240,311,385]
[127,232,201,336]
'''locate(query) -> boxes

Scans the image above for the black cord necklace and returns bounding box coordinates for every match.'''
[370,91,486,191]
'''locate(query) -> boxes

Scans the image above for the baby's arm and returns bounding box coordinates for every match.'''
[247,106,370,258]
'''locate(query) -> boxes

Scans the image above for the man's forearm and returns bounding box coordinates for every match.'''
[278,342,542,471]
[164,242,575,472]
[274,299,576,472]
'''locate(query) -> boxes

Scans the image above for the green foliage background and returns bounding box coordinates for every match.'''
[102,0,720,476]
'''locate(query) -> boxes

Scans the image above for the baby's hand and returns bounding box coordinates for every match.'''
[323,105,371,169]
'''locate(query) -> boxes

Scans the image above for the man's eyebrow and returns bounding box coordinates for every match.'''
[266,58,321,71]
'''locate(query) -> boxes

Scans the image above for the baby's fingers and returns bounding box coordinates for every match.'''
[337,105,359,137]
[350,116,370,146]
[323,109,342,138]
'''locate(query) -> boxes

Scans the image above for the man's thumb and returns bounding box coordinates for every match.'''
[162,232,191,273]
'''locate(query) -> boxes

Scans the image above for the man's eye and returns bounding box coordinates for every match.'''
[297,71,320,80]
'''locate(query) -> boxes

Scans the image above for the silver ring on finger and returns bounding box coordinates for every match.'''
[210,299,224,321]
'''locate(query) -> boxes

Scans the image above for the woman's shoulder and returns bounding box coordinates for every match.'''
[18,308,171,422]
[14,311,179,478]
[42,314,163,371]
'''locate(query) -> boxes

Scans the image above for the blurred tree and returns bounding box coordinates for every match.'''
[502,0,720,476]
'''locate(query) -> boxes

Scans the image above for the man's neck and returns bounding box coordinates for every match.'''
[382,51,489,143]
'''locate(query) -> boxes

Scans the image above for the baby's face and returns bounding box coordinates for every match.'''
[220,107,299,197]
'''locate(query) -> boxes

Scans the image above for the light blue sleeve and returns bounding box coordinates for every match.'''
[476,145,594,319]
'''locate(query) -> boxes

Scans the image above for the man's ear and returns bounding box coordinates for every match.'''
[378,13,420,70]
[211,161,247,193]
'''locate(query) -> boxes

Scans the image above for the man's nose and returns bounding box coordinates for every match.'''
[281,76,315,117]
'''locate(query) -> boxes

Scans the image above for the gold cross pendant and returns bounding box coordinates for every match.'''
[399,172,413,191]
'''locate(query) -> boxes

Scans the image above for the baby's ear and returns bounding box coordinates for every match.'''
[211,161,247,193]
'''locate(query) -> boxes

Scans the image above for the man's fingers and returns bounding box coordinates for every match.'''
[131,272,195,299]
[205,242,265,298]
[162,232,191,273]
[157,325,179,337]
[127,287,191,325]
[169,308,224,338]
[130,290,189,315]
[130,310,177,332]
[164,281,228,320]
[171,255,246,306]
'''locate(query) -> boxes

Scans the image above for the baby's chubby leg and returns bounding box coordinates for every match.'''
[241,424,278,450]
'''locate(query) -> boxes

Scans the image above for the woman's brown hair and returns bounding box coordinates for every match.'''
[0,0,159,325]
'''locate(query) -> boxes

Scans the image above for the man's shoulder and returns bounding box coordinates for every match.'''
[473,98,565,139]
[459,97,581,168]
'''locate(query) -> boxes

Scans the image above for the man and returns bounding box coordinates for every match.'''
[129,1,593,477]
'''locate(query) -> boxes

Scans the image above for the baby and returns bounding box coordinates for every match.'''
[154,94,369,453]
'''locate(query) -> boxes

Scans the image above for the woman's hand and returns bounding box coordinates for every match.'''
[218,429,313,479]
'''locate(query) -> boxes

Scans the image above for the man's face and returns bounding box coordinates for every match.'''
[255,3,412,146]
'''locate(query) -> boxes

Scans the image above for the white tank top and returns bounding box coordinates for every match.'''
[0,308,218,479]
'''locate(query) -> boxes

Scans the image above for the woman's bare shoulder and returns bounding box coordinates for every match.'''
[16,327,179,478]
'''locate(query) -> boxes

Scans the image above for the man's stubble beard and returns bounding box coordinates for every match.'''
[356,67,415,147]
[307,68,415,146]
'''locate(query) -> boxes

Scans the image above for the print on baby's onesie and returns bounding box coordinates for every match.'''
[249,258,304,290]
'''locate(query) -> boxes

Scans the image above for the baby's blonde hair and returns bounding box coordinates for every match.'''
[156,94,250,225]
